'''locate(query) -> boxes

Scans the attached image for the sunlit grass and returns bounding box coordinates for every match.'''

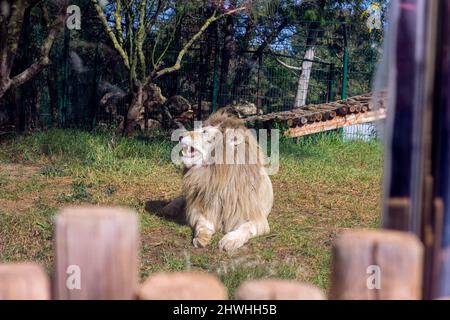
[0,129,382,297]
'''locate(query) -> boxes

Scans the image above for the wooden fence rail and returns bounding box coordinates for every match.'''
[0,206,429,300]
[244,92,387,138]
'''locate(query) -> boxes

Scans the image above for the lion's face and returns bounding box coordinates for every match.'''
[179,126,221,168]
[179,125,246,168]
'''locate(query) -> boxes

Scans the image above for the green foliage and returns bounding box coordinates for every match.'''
[2,0,387,130]
[0,129,174,171]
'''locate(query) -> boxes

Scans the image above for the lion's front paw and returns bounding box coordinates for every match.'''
[219,231,247,252]
[192,234,211,248]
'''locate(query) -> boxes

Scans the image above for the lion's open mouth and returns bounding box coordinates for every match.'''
[181,145,201,158]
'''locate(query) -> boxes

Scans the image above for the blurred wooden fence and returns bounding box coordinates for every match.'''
[0,206,438,300]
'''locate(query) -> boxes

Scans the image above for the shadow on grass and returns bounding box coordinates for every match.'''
[145,199,186,225]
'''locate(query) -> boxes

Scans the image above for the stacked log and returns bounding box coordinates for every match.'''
[245,92,386,130]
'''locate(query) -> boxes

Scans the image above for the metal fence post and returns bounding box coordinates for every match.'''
[342,24,348,100]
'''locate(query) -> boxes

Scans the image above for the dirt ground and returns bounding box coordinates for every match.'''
[0,130,382,296]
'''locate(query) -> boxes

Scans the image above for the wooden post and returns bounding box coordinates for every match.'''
[384,197,411,231]
[0,263,50,300]
[235,280,325,300]
[137,272,227,300]
[330,230,424,300]
[54,206,139,300]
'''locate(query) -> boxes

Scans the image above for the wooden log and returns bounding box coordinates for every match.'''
[54,206,139,300]
[301,106,323,121]
[286,114,301,127]
[290,110,310,125]
[292,117,308,127]
[301,110,319,123]
[307,116,316,123]
[244,92,386,128]
[315,104,335,111]
[292,108,311,116]
[337,106,348,115]
[286,109,386,138]
[0,263,50,300]
[314,113,323,122]
[137,272,227,300]
[327,110,337,119]
[313,105,337,120]
[329,230,423,300]
[235,280,325,300]
[300,116,309,125]
[286,118,294,127]
[347,104,357,113]
[353,96,371,102]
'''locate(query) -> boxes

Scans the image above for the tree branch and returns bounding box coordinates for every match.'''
[0,0,67,99]
[273,56,302,71]
[114,0,124,47]
[136,0,148,79]
[92,0,130,69]
[153,7,245,80]
[10,16,62,88]
[3,0,28,75]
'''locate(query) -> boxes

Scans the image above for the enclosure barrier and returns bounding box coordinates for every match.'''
[330,230,423,300]
[54,207,139,299]
[0,263,50,300]
[0,206,429,300]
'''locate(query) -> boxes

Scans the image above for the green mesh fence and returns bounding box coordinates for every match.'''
[7,10,381,130]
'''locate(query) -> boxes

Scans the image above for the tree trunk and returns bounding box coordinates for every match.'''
[123,84,144,137]
[293,15,326,108]
[294,46,316,107]
[0,0,66,102]
[0,81,12,101]
[122,82,167,136]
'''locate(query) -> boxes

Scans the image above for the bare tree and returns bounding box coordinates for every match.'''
[91,0,245,136]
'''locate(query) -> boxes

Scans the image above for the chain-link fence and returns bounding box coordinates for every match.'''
[3,11,382,139]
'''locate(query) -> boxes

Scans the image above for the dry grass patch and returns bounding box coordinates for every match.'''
[0,129,382,296]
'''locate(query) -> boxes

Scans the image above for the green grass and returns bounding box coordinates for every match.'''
[0,129,382,297]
